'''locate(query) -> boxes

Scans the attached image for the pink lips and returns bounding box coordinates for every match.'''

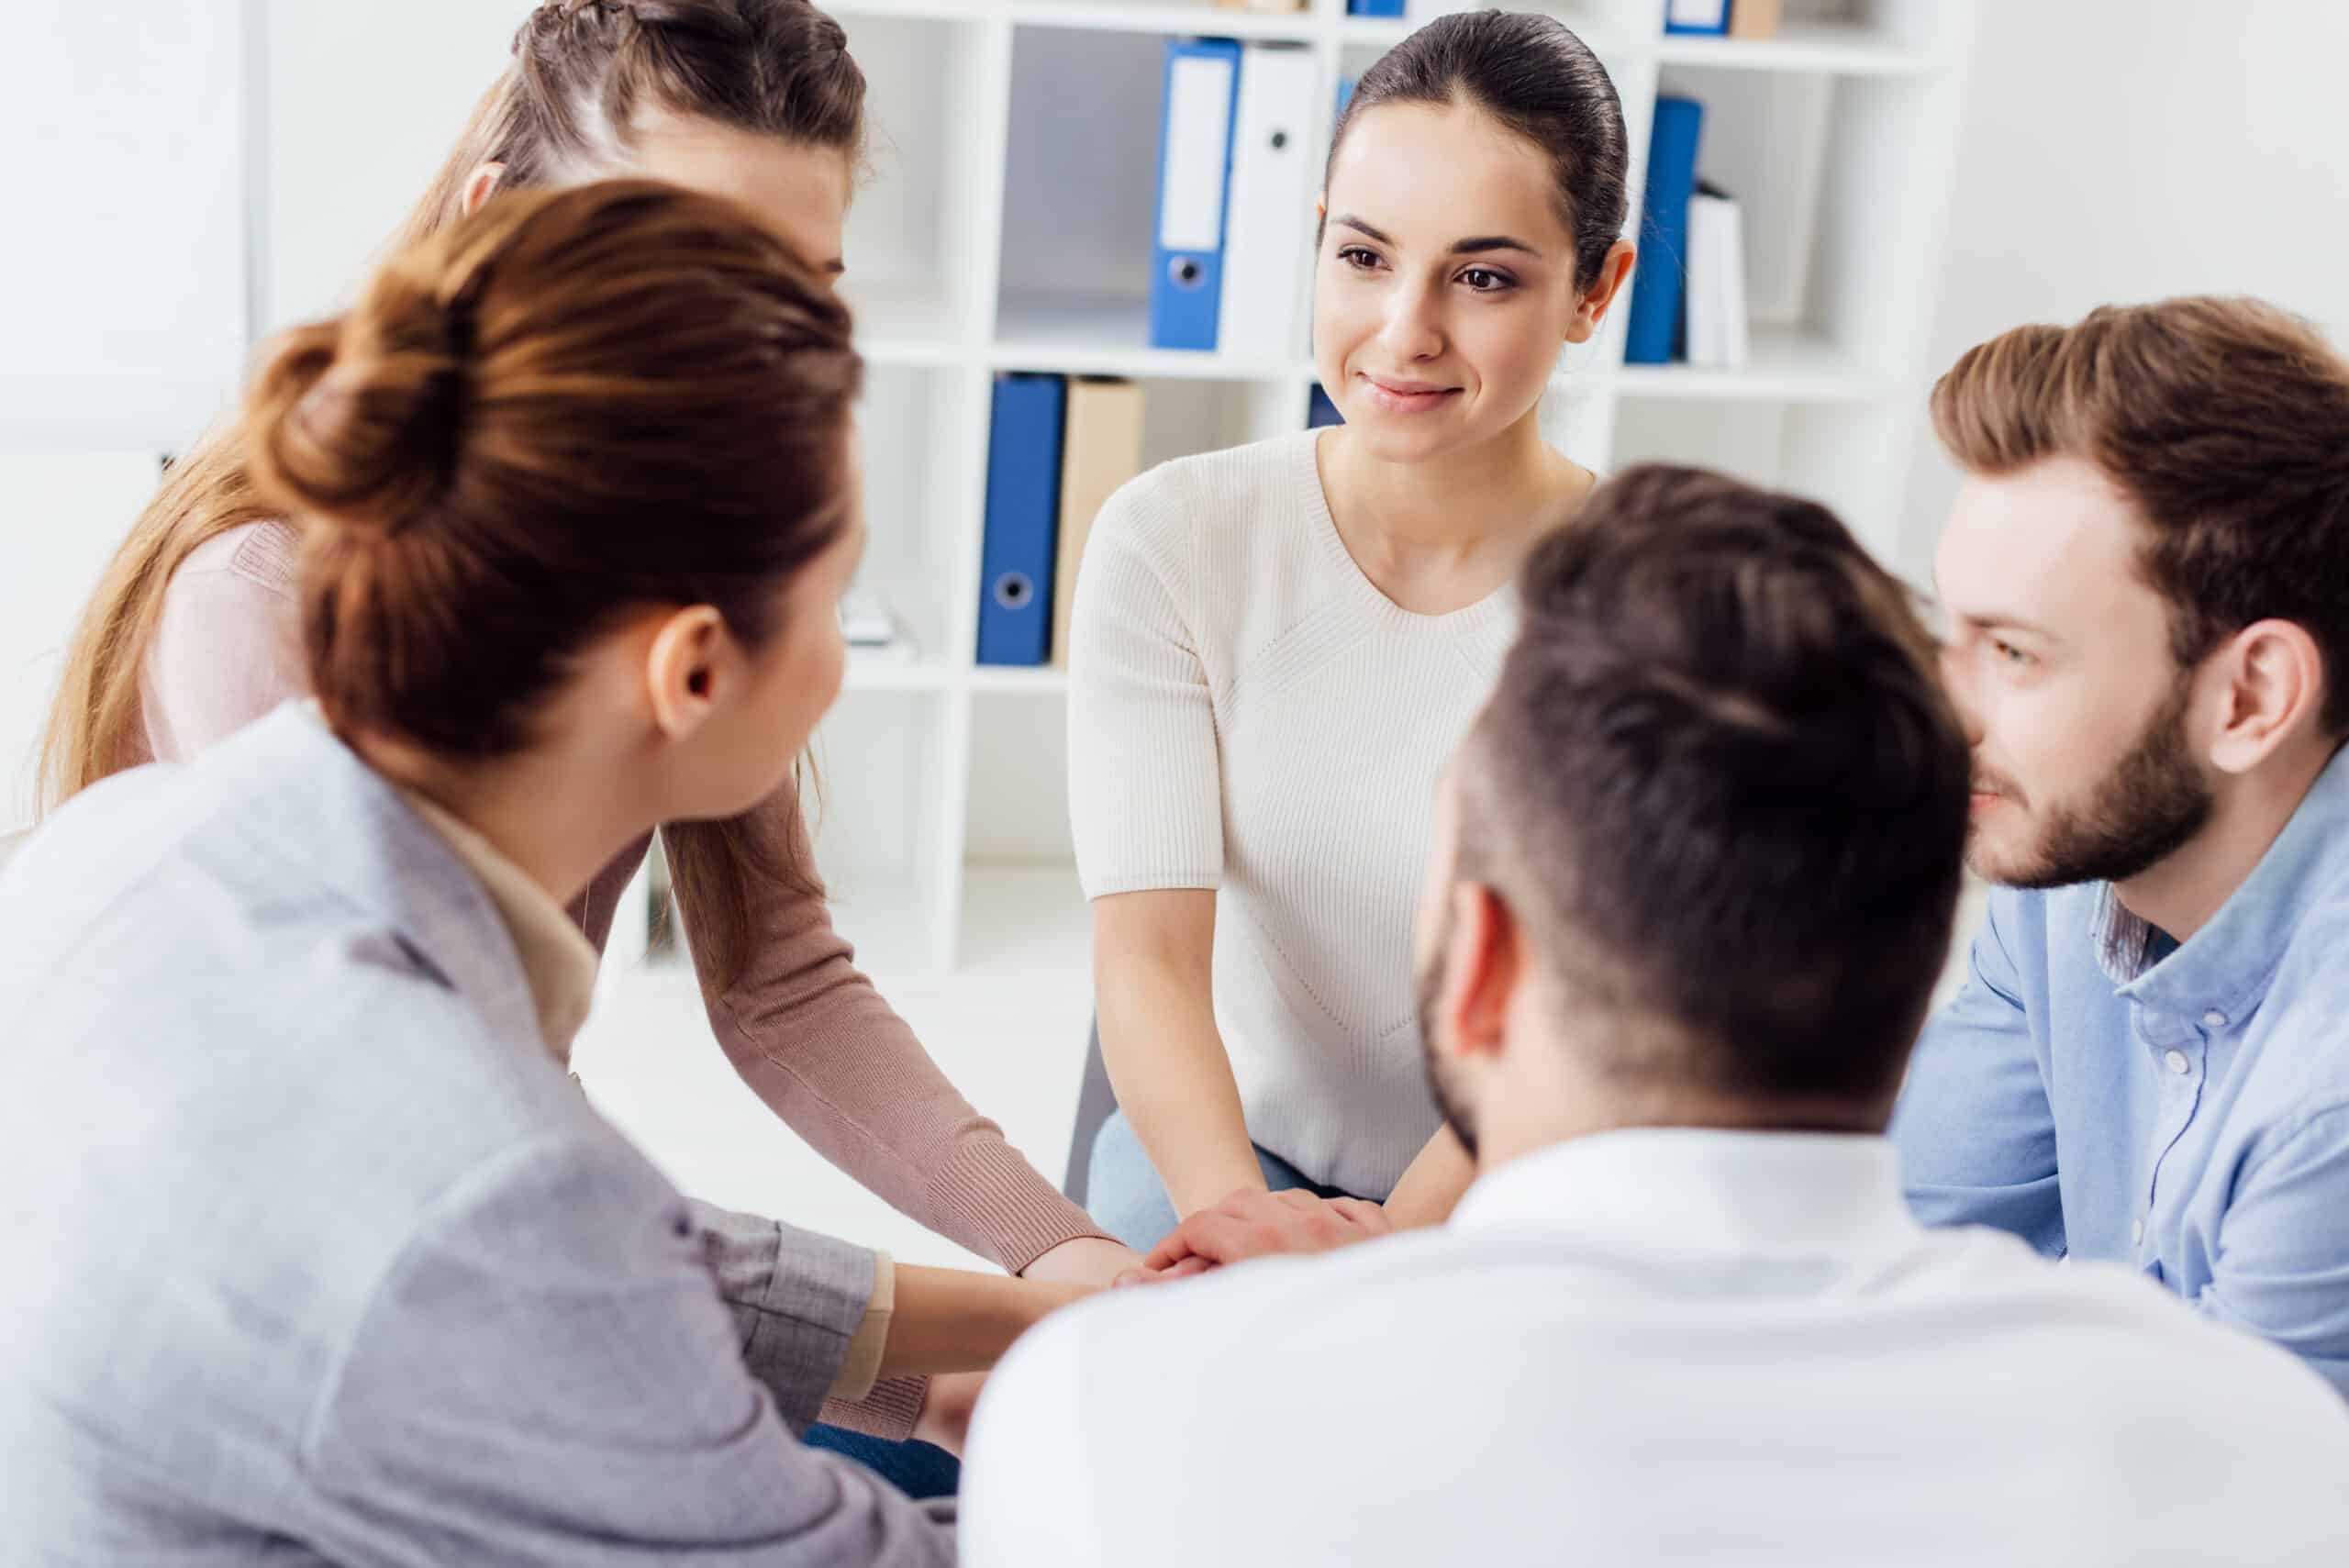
[1357,372,1462,416]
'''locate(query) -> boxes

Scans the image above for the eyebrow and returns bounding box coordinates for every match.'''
[1331,216,1542,259]
[1929,593,2061,644]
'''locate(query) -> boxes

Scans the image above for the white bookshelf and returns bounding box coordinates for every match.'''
[800,0,1977,975]
[14,0,1978,983]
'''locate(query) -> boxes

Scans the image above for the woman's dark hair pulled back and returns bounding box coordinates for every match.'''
[1328,11,1630,292]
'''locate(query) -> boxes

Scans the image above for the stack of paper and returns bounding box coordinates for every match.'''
[839,588,897,650]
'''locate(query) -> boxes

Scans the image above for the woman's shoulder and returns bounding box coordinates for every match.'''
[171,517,302,599]
[145,518,308,764]
[1094,430,1325,571]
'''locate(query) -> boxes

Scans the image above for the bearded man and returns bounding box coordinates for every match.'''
[1896,295,2349,1396]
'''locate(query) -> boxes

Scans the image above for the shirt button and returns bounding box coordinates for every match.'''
[2202,1010,2228,1029]
[2132,1218,2146,1247]
[2164,1049,2191,1075]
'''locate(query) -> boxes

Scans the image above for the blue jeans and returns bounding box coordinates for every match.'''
[1085,1108,1355,1251]
[802,1424,961,1500]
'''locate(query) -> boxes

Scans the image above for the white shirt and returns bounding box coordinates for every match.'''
[1067,431,1518,1196]
[962,1130,2349,1567]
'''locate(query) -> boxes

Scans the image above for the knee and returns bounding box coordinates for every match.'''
[1084,1115,1176,1251]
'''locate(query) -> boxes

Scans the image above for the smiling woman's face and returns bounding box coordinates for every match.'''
[1312,100,1590,466]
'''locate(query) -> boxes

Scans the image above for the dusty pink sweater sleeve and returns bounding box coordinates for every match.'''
[677,791,1111,1275]
[148,524,1108,1282]
[149,520,1108,1296]
[139,523,308,764]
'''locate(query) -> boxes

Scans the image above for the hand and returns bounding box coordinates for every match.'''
[911,1371,986,1456]
[1111,1256,1214,1289]
[1019,1235,1143,1291]
[1141,1187,1393,1275]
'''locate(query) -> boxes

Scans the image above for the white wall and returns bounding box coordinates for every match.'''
[266,1,527,332]
[0,3,532,833]
[1893,0,2349,578]
[0,450,172,829]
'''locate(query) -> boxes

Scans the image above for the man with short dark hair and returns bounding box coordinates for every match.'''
[958,466,2349,1568]
[1894,297,2349,1395]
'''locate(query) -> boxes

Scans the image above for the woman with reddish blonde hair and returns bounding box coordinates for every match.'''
[37,0,1132,1487]
[0,177,1073,1562]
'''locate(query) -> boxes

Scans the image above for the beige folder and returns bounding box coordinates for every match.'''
[1052,378,1147,669]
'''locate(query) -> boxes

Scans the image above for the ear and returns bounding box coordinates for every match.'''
[1564,239,1638,346]
[2208,618,2328,774]
[1436,883,1522,1066]
[641,605,731,742]
[459,161,507,219]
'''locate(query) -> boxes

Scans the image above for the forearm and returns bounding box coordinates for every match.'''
[682,796,1107,1273]
[1097,962,1263,1217]
[880,1264,1087,1379]
[1383,1124,1476,1229]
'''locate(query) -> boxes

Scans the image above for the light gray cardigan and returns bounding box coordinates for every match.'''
[0,705,954,1564]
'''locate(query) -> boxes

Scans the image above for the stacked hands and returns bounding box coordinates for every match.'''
[918,1194,1391,1452]
[1119,1189,1396,1286]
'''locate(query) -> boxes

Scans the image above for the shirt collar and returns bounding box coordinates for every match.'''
[1450,1129,1920,1262]
[2096,743,2349,1021]
[394,787,599,1062]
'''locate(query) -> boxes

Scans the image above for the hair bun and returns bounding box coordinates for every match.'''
[245,254,473,539]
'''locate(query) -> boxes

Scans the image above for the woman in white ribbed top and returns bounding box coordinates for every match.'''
[1068,14,1640,1251]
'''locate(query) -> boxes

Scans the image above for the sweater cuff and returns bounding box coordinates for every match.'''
[824,1251,896,1404]
[819,1375,929,1442]
[927,1138,1116,1274]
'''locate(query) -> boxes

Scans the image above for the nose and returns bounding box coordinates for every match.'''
[1377,275,1445,363]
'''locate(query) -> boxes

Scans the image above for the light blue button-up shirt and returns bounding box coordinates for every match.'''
[1892,746,2349,1396]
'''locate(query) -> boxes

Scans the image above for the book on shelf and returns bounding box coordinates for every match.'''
[1052,378,1146,669]
[1150,38,1318,355]
[979,373,1067,667]
[1148,39,1242,353]
[1684,182,1750,371]
[1219,44,1319,360]
[1623,95,1704,365]
[1729,0,1783,40]
[975,374,1151,669]
[1664,0,1731,36]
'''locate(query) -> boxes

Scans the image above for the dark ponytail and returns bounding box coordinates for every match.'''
[1329,12,1630,291]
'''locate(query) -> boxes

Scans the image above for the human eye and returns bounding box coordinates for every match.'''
[1337,245,1385,272]
[1989,637,2037,670]
[1457,266,1518,294]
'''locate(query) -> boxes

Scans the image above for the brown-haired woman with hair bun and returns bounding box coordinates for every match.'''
[0,179,1062,1563]
[33,0,1133,1490]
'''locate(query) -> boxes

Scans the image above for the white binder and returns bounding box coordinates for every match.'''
[1216,44,1319,361]
[1685,190,1751,371]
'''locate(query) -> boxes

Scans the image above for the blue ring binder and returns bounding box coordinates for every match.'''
[977,373,1068,667]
